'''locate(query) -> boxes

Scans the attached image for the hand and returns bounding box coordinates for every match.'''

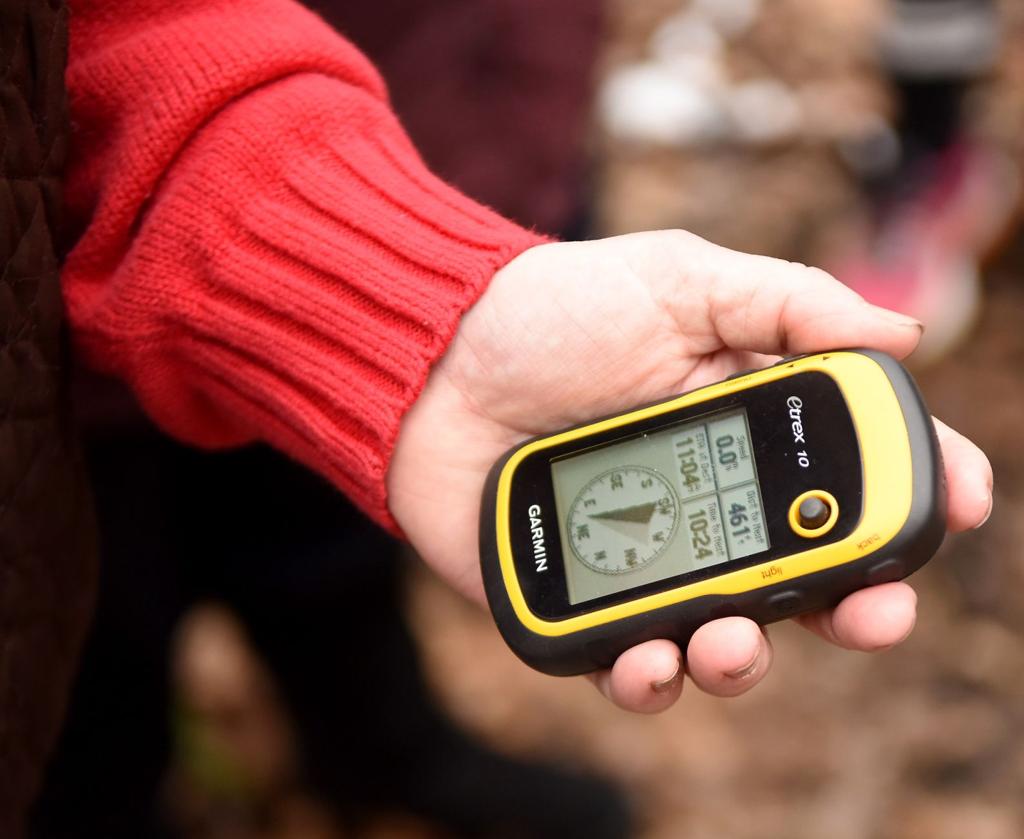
[388,231,993,713]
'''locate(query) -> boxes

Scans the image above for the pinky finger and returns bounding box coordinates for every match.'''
[796,581,918,651]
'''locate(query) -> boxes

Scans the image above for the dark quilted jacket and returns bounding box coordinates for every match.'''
[0,0,98,834]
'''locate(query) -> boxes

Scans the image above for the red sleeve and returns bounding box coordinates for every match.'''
[64,0,547,531]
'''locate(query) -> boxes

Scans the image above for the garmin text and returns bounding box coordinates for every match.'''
[527,504,548,572]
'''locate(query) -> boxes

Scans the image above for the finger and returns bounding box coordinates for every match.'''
[934,417,994,531]
[588,639,684,714]
[664,231,924,359]
[797,582,917,651]
[685,617,773,698]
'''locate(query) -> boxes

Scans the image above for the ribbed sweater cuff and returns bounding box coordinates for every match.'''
[69,75,548,531]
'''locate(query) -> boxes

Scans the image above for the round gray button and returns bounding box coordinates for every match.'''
[798,496,831,530]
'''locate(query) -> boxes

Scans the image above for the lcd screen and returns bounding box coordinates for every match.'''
[551,408,769,605]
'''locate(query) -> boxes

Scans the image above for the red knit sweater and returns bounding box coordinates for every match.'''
[64,0,546,530]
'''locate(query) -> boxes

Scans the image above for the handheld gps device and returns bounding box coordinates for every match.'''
[480,349,946,676]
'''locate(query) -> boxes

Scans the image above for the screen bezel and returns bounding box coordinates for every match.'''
[507,371,863,620]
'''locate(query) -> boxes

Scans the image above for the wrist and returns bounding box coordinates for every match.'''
[67,73,548,533]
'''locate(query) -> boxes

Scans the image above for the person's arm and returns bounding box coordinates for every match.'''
[66,1,993,713]
[64,0,546,530]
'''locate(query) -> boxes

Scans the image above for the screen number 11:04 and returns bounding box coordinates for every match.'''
[674,436,702,490]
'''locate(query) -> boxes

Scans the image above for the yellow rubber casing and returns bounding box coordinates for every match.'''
[491,351,914,637]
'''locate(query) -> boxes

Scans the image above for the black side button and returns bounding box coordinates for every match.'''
[725,368,758,381]
[865,558,905,586]
[766,590,803,617]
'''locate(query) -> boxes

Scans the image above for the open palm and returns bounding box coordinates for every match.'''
[389,231,992,713]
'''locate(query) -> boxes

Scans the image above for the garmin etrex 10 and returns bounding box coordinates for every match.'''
[479,349,946,676]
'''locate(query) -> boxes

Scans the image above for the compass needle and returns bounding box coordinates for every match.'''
[568,467,679,571]
[589,516,653,546]
[588,502,658,524]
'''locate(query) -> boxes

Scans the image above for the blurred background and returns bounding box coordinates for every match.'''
[55,1,1024,837]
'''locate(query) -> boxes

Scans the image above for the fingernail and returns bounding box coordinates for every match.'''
[651,657,683,693]
[725,645,762,680]
[975,494,994,529]
[873,305,924,332]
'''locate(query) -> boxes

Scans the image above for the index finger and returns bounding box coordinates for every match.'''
[662,232,925,359]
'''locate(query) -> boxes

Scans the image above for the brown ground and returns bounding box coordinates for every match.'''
[171,2,1024,836]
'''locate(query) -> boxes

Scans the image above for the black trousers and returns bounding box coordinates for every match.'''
[31,433,630,838]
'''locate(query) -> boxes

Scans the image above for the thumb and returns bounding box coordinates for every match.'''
[667,233,924,358]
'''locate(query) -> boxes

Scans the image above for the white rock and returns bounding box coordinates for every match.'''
[691,0,762,39]
[658,51,727,92]
[600,61,728,146]
[650,10,724,63]
[726,78,803,144]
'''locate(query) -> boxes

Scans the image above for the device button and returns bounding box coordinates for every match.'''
[865,558,905,586]
[725,368,758,382]
[788,490,839,538]
[766,590,802,617]
[798,496,831,529]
